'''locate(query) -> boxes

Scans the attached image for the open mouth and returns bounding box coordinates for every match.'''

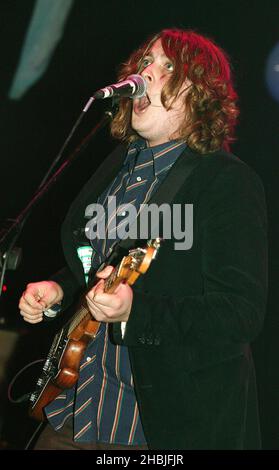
[134,93,151,113]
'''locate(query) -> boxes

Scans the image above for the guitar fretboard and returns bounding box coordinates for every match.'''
[67,264,119,337]
[104,266,118,292]
[68,305,91,336]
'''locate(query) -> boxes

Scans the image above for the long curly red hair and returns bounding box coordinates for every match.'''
[110,28,239,154]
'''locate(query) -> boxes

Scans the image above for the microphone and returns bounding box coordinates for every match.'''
[93,74,147,100]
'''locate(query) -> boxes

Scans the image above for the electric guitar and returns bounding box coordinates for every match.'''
[29,239,161,421]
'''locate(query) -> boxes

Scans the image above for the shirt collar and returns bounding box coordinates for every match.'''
[126,138,187,176]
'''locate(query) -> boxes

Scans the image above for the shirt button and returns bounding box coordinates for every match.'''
[136,176,142,182]
[120,211,126,216]
[86,357,91,362]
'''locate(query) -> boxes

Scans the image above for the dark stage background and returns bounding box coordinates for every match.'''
[0,0,278,449]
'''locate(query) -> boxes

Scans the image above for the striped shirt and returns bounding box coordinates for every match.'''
[45,138,186,444]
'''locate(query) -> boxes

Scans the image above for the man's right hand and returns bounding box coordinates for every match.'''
[19,281,64,324]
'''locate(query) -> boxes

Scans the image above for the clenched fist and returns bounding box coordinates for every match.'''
[19,281,64,324]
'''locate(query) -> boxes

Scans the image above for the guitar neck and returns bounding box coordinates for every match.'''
[67,262,122,337]
[103,265,123,293]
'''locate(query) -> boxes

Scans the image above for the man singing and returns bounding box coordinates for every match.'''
[19,28,268,450]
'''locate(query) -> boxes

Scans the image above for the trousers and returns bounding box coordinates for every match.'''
[33,418,148,450]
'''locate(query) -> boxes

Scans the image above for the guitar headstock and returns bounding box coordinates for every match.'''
[104,238,161,292]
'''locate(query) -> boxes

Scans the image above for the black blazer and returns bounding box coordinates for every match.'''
[51,144,268,449]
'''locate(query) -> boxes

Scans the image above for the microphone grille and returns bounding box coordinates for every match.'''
[128,74,147,99]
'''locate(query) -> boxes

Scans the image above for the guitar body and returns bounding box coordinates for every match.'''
[29,315,100,421]
[29,240,160,421]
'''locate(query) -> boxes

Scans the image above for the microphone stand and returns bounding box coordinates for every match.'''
[0,97,114,318]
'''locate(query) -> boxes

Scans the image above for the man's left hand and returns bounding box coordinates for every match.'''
[86,266,133,323]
